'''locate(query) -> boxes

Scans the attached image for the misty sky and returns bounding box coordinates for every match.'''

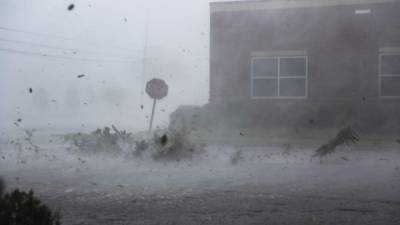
[0,0,220,133]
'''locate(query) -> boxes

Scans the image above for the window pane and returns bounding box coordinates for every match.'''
[280,57,306,76]
[381,76,400,96]
[381,55,400,74]
[252,58,278,77]
[280,78,306,97]
[252,78,278,97]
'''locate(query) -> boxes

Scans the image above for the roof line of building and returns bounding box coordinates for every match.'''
[210,0,400,13]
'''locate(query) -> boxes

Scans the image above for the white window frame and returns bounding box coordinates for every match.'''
[379,47,400,98]
[250,53,308,99]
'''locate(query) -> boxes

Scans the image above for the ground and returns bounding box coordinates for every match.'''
[1,138,400,225]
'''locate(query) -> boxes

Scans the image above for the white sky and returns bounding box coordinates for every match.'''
[0,0,218,133]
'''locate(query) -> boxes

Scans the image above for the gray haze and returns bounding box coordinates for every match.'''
[0,0,217,133]
[1,1,400,225]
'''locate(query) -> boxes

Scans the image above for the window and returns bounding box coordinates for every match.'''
[379,48,400,98]
[251,53,307,98]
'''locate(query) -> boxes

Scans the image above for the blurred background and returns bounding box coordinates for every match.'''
[0,0,213,135]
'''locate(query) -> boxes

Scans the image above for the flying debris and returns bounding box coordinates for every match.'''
[312,126,359,161]
[135,140,149,156]
[68,4,75,11]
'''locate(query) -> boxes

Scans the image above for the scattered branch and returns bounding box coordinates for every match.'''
[312,126,359,160]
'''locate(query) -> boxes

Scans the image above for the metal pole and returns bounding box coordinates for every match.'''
[148,98,157,133]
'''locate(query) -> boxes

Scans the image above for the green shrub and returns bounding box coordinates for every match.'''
[0,178,4,196]
[0,189,61,225]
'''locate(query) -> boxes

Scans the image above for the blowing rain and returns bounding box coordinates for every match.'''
[0,0,400,225]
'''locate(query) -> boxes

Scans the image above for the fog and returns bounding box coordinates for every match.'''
[1,0,400,225]
[0,0,212,134]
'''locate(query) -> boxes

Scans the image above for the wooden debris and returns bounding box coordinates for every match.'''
[312,126,359,160]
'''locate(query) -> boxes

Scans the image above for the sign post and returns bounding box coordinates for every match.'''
[145,78,168,133]
[148,98,157,133]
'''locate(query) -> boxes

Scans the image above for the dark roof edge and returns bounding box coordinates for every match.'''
[210,0,400,13]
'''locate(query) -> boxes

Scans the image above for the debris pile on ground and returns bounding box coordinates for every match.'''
[64,126,204,161]
[312,126,359,160]
[0,187,61,225]
[133,139,149,158]
[230,149,244,165]
[150,129,205,161]
[64,125,133,155]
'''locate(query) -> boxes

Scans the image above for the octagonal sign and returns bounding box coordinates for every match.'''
[146,78,168,100]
